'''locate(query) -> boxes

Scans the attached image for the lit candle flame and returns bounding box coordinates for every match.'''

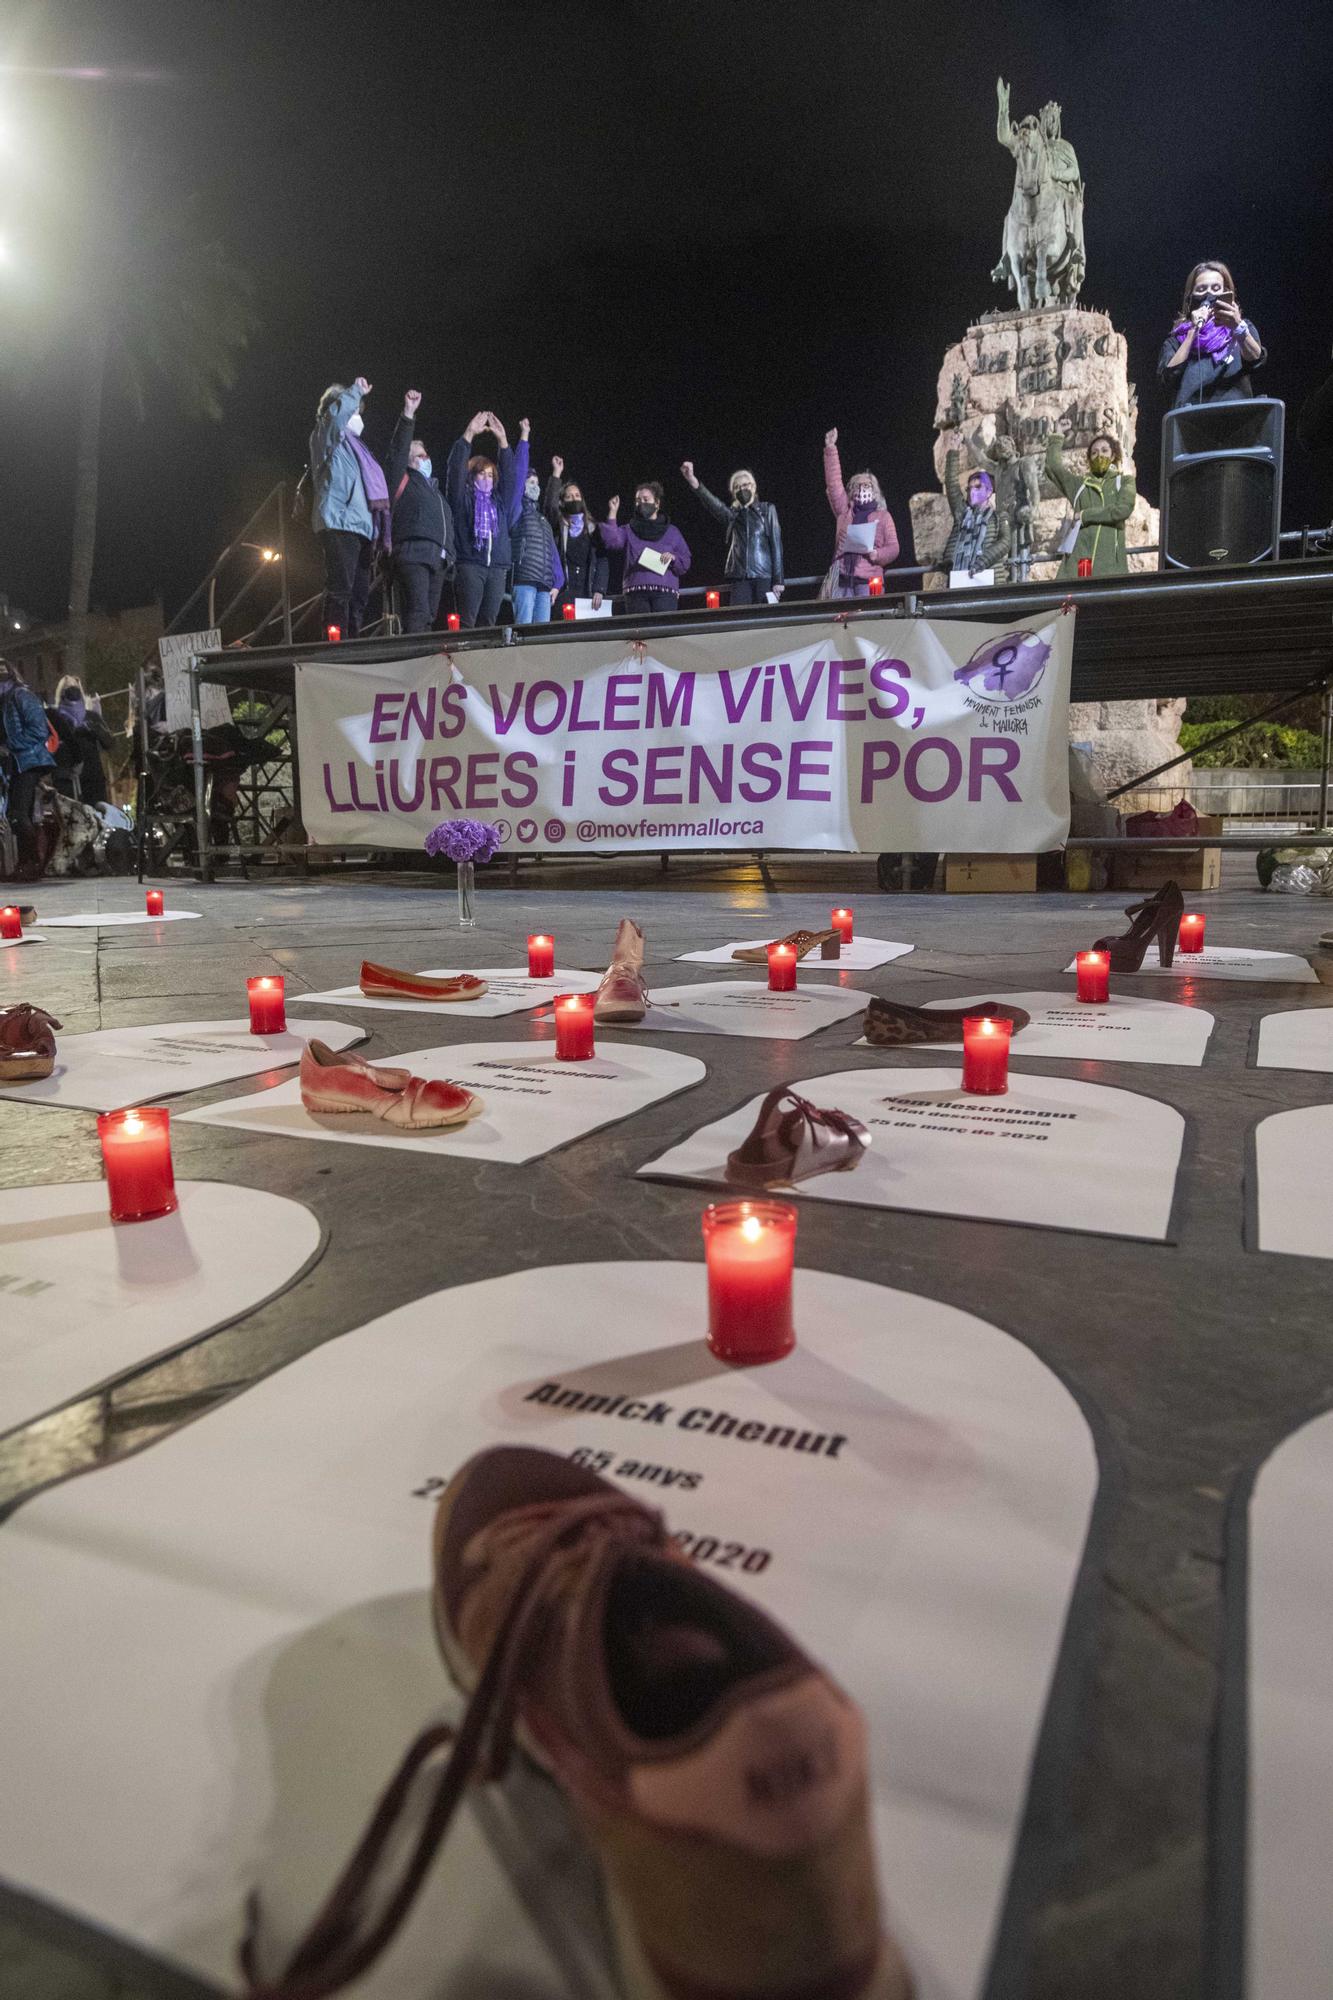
[741,1215,763,1243]
[123,1112,143,1135]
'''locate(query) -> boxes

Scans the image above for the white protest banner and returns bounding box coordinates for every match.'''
[296,613,1074,854]
[159,628,231,731]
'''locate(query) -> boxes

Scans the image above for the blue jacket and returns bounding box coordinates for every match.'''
[309,385,374,539]
[446,435,518,569]
[1,683,55,773]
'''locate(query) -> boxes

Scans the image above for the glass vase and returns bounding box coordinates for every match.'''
[457,858,476,928]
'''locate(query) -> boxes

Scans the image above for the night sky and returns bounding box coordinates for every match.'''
[3,0,1332,622]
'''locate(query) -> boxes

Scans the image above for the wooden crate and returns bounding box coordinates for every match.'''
[1110,816,1223,894]
[944,854,1038,894]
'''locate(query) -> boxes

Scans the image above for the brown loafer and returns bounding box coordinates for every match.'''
[864,997,1030,1046]
[0,1003,63,1082]
[726,1086,871,1187]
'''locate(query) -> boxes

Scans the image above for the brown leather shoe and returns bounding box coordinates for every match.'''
[0,1003,62,1081]
[241,1445,911,2000]
[864,997,1030,1047]
[726,1086,871,1187]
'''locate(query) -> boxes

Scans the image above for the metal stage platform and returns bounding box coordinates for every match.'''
[179,559,1333,878]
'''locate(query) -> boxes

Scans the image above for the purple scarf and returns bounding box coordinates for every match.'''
[59,694,87,729]
[1173,315,1235,360]
[347,432,392,551]
[471,480,499,552]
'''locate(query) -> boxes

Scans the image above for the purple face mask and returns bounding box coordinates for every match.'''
[476,474,494,493]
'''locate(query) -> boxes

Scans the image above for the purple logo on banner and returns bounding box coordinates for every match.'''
[954,631,1050,703]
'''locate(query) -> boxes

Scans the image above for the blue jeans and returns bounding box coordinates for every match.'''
[512,583,552,625]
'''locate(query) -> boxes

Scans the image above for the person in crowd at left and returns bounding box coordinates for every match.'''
[1158,262,1265,410]
[388,392,455,634]
[511,464,565,624]
[600,483,691,614]
[680,461,784,605]
[1044,431,1136,578]
[822,428,899,597]
[0,659,56,878]
[309,375,395,637]
[543,456,607,615]
[446,411,519,628]
[52,674,114,805]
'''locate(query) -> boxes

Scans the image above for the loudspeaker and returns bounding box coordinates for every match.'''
[1159,397,1285,569]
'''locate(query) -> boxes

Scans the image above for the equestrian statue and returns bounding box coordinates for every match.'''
[991,78,1086,311]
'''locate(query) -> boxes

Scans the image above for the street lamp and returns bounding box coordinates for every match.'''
[242,542,281,563]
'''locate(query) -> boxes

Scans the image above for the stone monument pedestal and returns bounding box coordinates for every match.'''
[910,306,1182,811]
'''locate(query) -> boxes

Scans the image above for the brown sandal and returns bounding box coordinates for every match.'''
[726,1087,870,1187]
[732,929,842,964]
[0,1003,62,1082]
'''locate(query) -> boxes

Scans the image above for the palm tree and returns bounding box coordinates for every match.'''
[62,156,259,684]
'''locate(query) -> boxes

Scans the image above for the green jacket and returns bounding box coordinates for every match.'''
[1045,436,1136,578]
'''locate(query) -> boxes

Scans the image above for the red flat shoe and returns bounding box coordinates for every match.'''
[359,962,488,1002]
[299,1040,480,1130]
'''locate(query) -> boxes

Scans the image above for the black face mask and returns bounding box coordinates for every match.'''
[561,498,582,515]
[734,488,754,505]
[636,504,657,519]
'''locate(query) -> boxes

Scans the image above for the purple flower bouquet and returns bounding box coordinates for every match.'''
[425,818,503,927]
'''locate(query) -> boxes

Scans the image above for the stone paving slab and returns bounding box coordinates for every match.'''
[0,862,1329,2000]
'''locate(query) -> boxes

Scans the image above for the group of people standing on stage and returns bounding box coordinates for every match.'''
[306,259,1271,637]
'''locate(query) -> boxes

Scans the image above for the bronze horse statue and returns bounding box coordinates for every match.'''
[991,79,1086,311]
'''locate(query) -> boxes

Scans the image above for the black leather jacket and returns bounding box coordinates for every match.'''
[692,482,783,583]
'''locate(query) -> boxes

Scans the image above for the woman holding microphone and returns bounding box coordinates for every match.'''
[1158,261,1265,408]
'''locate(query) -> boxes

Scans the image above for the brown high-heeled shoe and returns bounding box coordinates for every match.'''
[732,929,842,964]
[1093,881,1184,972]
[863,997,1030,1047]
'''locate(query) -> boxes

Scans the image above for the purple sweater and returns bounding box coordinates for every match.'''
[600,518,692,594]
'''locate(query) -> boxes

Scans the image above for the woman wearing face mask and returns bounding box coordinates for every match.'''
[543,457,608,615]
[1159,262,1265,409]
[940,445,1006,587]
[309,375,392,637]
[445,410,520,628]
[679,461,784,605]
[510,464,566,625]
[1044,431,1136,579]
[821,429,899,598]
[52,675,115,805]
[599,482,691,615]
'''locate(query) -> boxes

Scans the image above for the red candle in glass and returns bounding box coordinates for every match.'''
[0,905,20,940]
[528,933,555,979]
[830,907,854,944]
[961,1014,1012,1095]
[1077,558,1093,579]
[1075,951,1109,1004]
[767,943,797,992]
[705,589,721,610]
[1179,913,1206,954]
[702,1200,797,1364]
[867,575,884,597]
[145,889,165,917]
[247,975,286,1034]
[97,1106,177,1223]
[326,622,342,644]
[553,992,595,1061]
[562,602,576,621]
[446,611,461,632]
